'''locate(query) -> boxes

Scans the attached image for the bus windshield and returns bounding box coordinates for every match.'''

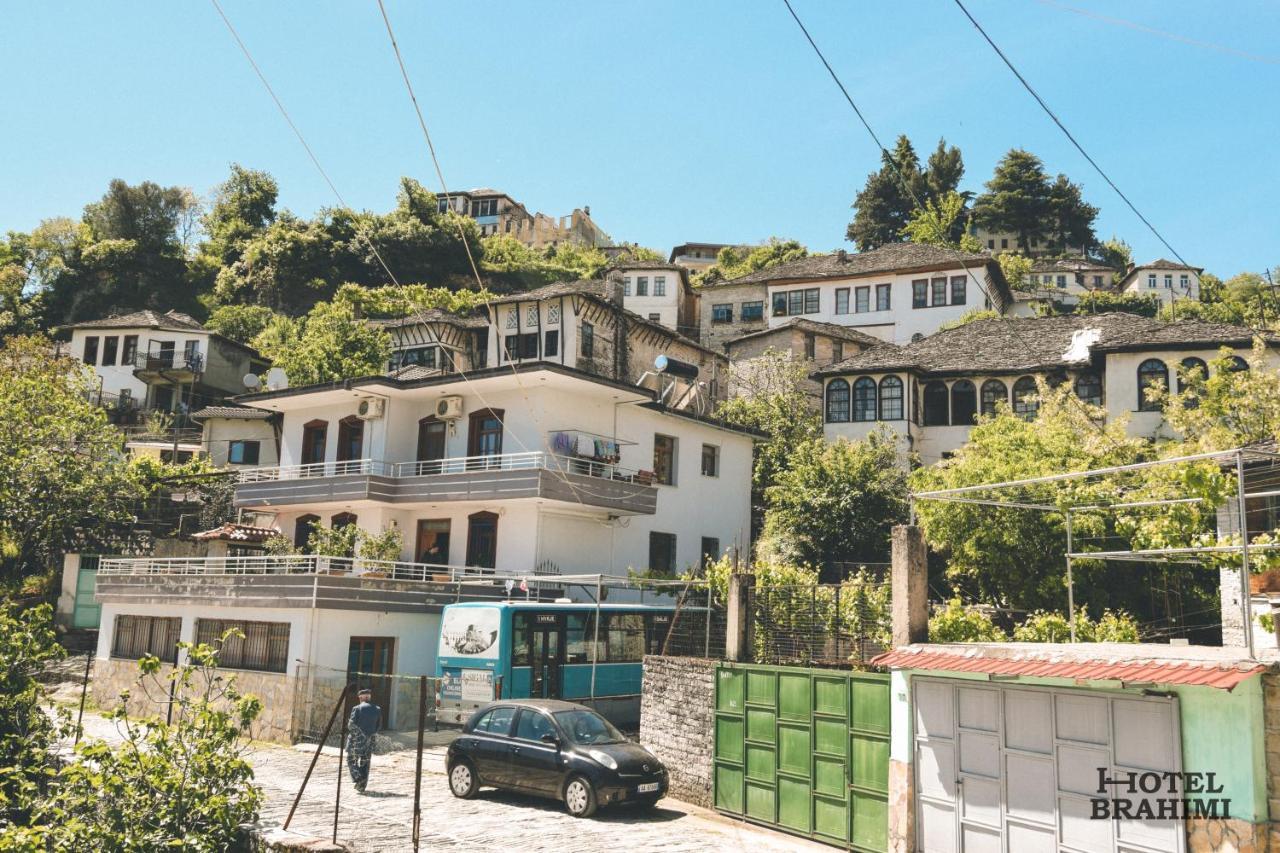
[553,709,626,745]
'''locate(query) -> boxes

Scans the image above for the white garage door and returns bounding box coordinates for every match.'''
[913,678,1185,853]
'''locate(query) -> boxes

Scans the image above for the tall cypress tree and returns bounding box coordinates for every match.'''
[971,149,1054,251]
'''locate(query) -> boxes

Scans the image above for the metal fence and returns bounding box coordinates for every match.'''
[291,665,440,750]
[752,576,891,667]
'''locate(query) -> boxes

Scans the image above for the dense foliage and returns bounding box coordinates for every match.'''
[971,149,1098,253]
[695,238,811,286]
[0,604,65,826]
[847,137,966,251]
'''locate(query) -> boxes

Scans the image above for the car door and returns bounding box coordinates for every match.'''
[470,706,517,786]
[507,709,563,795]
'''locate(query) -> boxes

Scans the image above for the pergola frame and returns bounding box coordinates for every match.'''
[910,447,1280,656]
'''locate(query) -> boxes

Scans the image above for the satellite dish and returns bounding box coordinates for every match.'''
[242,373,262,391]
[265,367,289,390]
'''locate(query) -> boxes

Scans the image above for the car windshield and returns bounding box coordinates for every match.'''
[552,709,626,745]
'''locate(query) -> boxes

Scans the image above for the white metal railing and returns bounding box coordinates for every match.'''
[98,555,545,584]
[237,452,652,486]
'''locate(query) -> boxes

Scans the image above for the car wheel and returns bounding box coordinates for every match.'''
[448,760,479,799]
[563,775,598,818]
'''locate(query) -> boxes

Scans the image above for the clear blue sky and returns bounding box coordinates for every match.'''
[3,1,1277,278]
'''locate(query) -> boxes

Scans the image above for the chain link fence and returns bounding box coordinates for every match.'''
[752,575,891,667]
[291,665,441,752]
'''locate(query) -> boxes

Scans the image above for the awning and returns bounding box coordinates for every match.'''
[871,643,1269,691]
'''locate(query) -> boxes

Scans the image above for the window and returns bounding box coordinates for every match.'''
[515,709,555,742]
[196,619,289,673]
[950,380,977,425]
[544,330,559,358]
[473,706,515,735]
[700,538,721,571]
[331,512,357,531]
[1228,355,1249,373]
[804,333,816,360]
[112,615,181,661]
[1137,359,1169,411]
[741,301,764,321]
[1180,274,1190,290]
[546,304,560,325]
[1177,357,1208,398]
[1093,275,1104,287]
[506,309,518,329]
[987,239,995,249]
[853,377,877,422]
[294,514,320,550]
[391,346,439,371]
[1000,238,1009,249]
[912,280,928,309]
[931,277,948,306]
[465,511,498,569]
[835,288,850,315]
[648,313,661,322]
[876,283,891,312]
[788,290,804,315]
[437,197,451,214]
[301,420,327,465]
[855,286,870,313]
[832,341,844,363]
[950,276,967,306]
[649,532,677,574]
[121,335,138,365]
[336,416,363,462]
[923,381,949,426]
[653,434,676,485]
[416,518,450,564]
[1147,273,1157,289]
[711,304,733,324]
[1074,372,1103,406]
[183,340,200,367]
[504,332,538,360]
[825,379,850,423]
[980,380,1007,416]
[1013,376,1040,418]
[772,292,789,316]
[228,440,261,465]
[581,322,594,358]
[83,336,99,365]
[467,409,504,457]
[700,443,719,477]
[654,276,666,297]
[804,289,820,314]
[636,276,649,296]
[606,613,646,662]
[783,288,819,315]
[1056,275,1066,287]
[879,376,904,420]
[470,198,498,217]
[1164,274,1173,289]
[623,278,631,297]
[101,336,119,366]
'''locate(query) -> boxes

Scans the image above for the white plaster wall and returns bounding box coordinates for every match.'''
[1122,268,1201,307]
[622,271,681,330]
[203,418,278,469]
[70,328,209,404]
[765,267,995,344]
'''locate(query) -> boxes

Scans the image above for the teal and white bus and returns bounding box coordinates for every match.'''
[435,601,693,727]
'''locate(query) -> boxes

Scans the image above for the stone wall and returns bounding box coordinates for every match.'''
[640,655,716,807]
[92,657,298,744]
[698,282,769,352]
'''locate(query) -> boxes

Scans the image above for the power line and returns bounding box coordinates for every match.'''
[950,0,1192,270]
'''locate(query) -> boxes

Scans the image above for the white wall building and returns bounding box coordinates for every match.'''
[616,262,698,338]
[1117,259,1203,309]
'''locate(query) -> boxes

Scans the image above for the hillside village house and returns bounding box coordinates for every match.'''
[815,312,1275,465]
[724,319,885,402]
[90,361,754,740]
[699,244,1013,351]
[191,404,279,470]
[1118,258,1204,308]
[668,242,729,275]
[434,187,610,248]
[60,310,268,461]
[616,262,699,339]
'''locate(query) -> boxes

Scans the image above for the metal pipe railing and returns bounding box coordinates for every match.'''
[98,555,567,585]
[236,452,649,485]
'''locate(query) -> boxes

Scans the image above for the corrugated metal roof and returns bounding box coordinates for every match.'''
[871,644,1268,691]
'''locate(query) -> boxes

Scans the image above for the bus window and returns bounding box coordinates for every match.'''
[645,613,672,655]
[608,614,646,662]
[512,614,530,666]
[566,614,589,664]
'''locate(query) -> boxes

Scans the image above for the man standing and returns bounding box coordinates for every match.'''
[346,686,381,793]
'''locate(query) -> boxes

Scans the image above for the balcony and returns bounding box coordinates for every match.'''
[132,348,205,382]
[233,451,659,515]
[95,555,566,613]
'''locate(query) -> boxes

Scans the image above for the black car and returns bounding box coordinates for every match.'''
[446,699,668,817]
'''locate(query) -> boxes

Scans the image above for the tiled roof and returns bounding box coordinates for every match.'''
[1028,258,1116,273]
[61,309,205,332]
[486,279,609,303]
[815,312,1273,377]
[726,318,886,349]
[607,260,687,274]
[190,523,279,543]
[1132,258,1203,272]
[191,405,271,420]
[871,643,1267,691]
[721,243,998,285]
[371,309,487,329]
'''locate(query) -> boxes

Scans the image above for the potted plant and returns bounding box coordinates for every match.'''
[357,528,403,578]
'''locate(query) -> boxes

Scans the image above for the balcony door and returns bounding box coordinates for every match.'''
[465,511,498,570]
[301,420,327,466]
[466,408,503,470]
[346,637,394,719]
[416,417,447,474]
[416,519,451,565]
[336,416,364,467]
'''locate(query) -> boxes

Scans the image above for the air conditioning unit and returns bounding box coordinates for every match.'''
[435,395,464,420]
[356,398,385,420]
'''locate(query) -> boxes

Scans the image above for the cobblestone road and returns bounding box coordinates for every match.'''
[73,712,829,853]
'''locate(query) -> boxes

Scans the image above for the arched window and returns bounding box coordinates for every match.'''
[1074,371,1103,406]
[1177,357,1208,397]
[331,512,358,529]
[923,381,949,426]
[294,514,320,551]
[1012,376,1039,419]
[950,380,978,426]
[980,379,1008,417]
[853,377,877,422]
[1228,355,1249,373]
[879,376,904,420]
[1137,359,1168,411]
[825,379,850,423]
[336,416,364,462]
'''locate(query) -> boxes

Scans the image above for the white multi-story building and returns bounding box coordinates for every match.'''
[1117,259,1203,308]
[815,312,1273,465]
[616,262,699,338]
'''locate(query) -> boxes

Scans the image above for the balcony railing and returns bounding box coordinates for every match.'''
[132,350,205,374]
[237,459,395,483]
[236,452,651,486]
[98,555,556,584]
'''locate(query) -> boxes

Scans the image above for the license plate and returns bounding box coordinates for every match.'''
[637,782,659,793]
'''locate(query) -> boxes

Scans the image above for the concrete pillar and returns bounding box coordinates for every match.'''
[891,525,928,647]
[725,572,755,662]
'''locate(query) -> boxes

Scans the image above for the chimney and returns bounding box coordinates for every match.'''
[836,249,848,263]
[604,269,625,306]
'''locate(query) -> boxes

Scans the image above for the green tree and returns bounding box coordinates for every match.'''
[1094,236,1132,277]
[1046,174,1099,252]
[924,138,966,202]
[1013,608,1139,642]
[696,239,811,286]
[901,191,982,251]
[929,600,1007,642]
[1162,272,1280,328]
[480,234,608,290]
[203,304,278,344]
[0,603,65,825]
[760,430,908,575]
[1070,290,1161,317]
[971,149,1055,251]
[997,252,1035,293]
[251,299,391,386]
[847,136,927,251]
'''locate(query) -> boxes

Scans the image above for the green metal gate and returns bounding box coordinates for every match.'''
[72,555,101,629]
[713,662,890,851]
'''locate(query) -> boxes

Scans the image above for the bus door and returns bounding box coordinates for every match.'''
[529,612,562,699]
